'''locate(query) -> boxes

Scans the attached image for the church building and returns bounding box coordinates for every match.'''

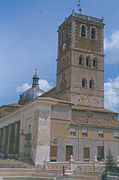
[0,10,118,165]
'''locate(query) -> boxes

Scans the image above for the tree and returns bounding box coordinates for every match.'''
[105,149,117,172]
[102,150,119,180]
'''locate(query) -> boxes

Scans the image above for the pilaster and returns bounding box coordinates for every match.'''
[6,125,12,153]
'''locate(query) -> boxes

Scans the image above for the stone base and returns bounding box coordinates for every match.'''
[18,156,33,164]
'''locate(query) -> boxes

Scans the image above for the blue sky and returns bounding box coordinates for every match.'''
[0,0,119,112]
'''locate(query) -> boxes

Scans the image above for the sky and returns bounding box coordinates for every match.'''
[0,0,119,113]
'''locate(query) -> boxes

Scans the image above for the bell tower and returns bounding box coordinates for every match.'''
[56,10,104,108]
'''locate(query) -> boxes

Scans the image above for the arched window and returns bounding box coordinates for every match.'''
[82,79,87,88]
[89,79,94,89]
[79,56,84,65]
[93,58,98,69]
[81,25,86,37]
[91,27,96,40]
[86,57,91,67]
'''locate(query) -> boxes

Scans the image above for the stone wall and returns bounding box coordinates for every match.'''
[56,12,104,108]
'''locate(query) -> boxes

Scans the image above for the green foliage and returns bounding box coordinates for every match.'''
[105,149,117,172]
[102,150,119,179]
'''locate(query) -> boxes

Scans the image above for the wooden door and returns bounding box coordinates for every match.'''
[66,146,73,161]
[98,146,104,160]
[84,147,90,159]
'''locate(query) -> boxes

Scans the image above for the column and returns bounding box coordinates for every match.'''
[0,128,4,151]
[34,103,52,165]
[6,125,12,153]
[0,129,3,151]
[1,127,7,151]
[0,129,2,150]
[4,126,9,151]
[9,124,15,153]
[16,121,20,154]
[19,113,25,157]
[19,134,25,157]
[13,121,20,154]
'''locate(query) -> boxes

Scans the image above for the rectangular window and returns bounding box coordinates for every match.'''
[50,146,57,158]
[98,130,104,137]
[114,131,119,138]
[98,146,104,160]
[70,128,76,136]
[84,147,90,159]
[66,146,73,161]
[82,129,88,136]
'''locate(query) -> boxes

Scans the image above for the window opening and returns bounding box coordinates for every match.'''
[97,146,104,161]
[79,56,84,65]
[84,147,90,159]
[93,58,98,68]
[70,128,76,136]
[91,28,96,39]
[86,57,91,67]
[82,129,88,136]
[81,25,86,37]
[114,131,119,138]
[66,146,73,161]
[82,79,87,88]
[89,80,94,89]
[98,130,104,137]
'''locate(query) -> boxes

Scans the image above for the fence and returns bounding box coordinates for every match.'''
[37,155,105,173]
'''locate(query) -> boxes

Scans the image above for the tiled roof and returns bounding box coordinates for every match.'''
[0,103,21,108]
[36,96,72,105]
[41,87,56,98]
[72,105,118,114]
[72,116,119,128]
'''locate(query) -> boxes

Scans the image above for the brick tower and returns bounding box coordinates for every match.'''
[56,10,104,108]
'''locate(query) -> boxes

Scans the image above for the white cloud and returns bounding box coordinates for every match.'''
[16,79,53,93]
[104,30,119,64]
[104,76,119,112]
[16,83,31,93]
[39,79,53,92]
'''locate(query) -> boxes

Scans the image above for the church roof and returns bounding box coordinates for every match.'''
[0,103,21,108]
[41,87,56,98]
[19,71,44,102]
[36,96,72,105]
[36,97,118,114]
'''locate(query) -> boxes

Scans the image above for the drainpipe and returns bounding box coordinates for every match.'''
[103,140,104,161]
[78,125,80,161]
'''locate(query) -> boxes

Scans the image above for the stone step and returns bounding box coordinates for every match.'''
[0,177,59,180]
[74,171,102,176]
[61,171,101,180]
[61,174,101,180]
[0,168,102,180]
[0,159,34,168]
[0,172,60,176]
[0,168,61,179]
[0,168,60,173]
[0,175,60,178]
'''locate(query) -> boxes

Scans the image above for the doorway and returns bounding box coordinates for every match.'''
[66,145,73,161]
